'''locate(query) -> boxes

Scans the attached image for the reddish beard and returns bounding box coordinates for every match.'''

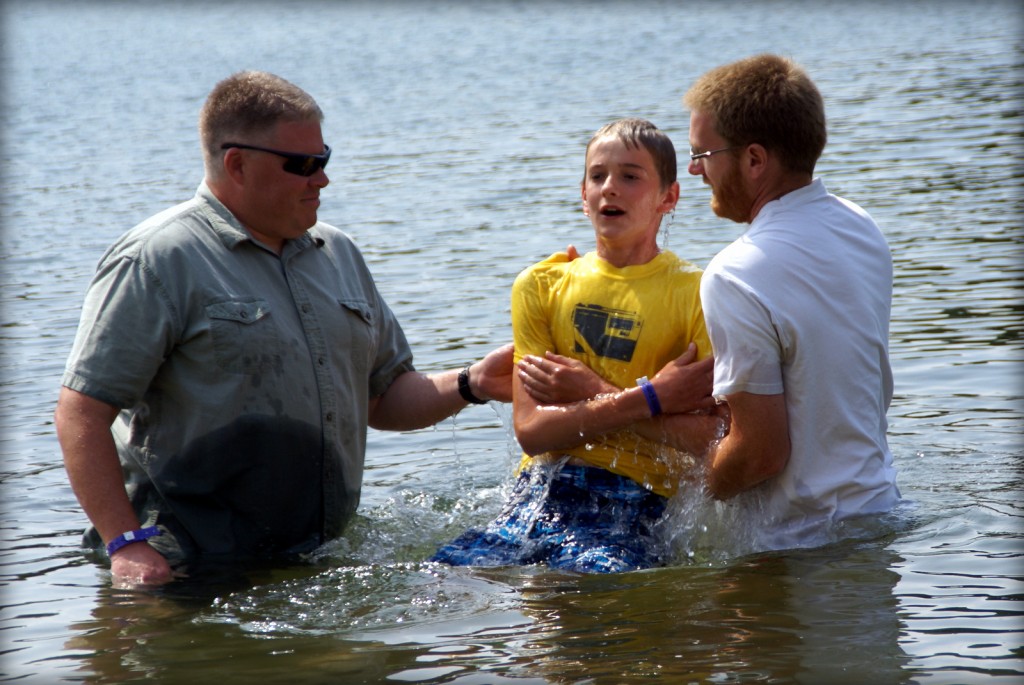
[710,159,752,224]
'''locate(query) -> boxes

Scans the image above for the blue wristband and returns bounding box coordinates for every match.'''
[106,526,162,556]
[636,377,662,417]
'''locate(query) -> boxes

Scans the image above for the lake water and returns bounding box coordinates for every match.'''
[2,1,1022,683]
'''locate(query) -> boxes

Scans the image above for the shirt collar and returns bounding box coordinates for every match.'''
[754,178,827,225]
[194,182,321,253]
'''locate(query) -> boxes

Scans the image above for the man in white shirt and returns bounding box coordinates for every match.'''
[684,54,900,549]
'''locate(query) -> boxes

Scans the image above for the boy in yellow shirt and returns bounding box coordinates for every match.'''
[432,119,724,572]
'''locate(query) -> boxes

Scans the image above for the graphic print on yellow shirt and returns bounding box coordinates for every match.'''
[511,250,710,497]
[573,304,643,362]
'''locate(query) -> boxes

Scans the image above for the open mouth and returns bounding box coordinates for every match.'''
[600,207,625,216]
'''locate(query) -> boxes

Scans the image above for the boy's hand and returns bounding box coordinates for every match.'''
[518,351,616,404]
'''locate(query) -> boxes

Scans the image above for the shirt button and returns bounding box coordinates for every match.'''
[301,304,311,314]
[325,412,334,423]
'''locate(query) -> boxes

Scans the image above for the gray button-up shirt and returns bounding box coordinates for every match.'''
[62,183,414,559]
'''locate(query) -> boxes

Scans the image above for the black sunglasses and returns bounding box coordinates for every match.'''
[221,142,331,177]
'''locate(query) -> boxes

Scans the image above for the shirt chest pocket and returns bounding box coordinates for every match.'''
[335,297,378,368]
[205,299,280,375]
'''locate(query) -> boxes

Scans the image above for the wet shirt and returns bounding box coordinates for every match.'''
[700,179,900,549]
[62,183,414,559]
[510,250,710,497]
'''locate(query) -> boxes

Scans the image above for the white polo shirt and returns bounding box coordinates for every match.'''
[700,179,900,549]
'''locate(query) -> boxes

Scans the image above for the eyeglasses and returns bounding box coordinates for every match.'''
[221,142,331,176]
[689,146,734,163]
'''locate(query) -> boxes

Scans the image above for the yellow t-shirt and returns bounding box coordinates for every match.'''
[511,250,710,497]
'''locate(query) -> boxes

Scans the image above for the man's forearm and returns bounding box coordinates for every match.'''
[704,392,790,499]
[368,369,467,431]
[369,344,514,431]
[55,388,142,544]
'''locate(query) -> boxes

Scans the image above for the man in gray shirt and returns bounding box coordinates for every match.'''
[54,71,513,587]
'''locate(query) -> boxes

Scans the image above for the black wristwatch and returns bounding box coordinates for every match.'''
[458,366,488,404]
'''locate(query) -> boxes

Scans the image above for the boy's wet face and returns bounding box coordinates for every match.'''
[582,136,677,254]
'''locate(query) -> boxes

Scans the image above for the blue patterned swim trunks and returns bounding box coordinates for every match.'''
[430,459,668,573]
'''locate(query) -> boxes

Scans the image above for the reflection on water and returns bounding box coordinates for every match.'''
[2,0,1023,683]
[61,540,913,685]
[507,544,910,685]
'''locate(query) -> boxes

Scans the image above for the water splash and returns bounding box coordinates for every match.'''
[658,480,768,565]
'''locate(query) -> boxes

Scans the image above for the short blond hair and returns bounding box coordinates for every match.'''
[684,54,826,175]
[199,71,323,177]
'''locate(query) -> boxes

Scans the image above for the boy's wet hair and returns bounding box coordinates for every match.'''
[585,118,677,189]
